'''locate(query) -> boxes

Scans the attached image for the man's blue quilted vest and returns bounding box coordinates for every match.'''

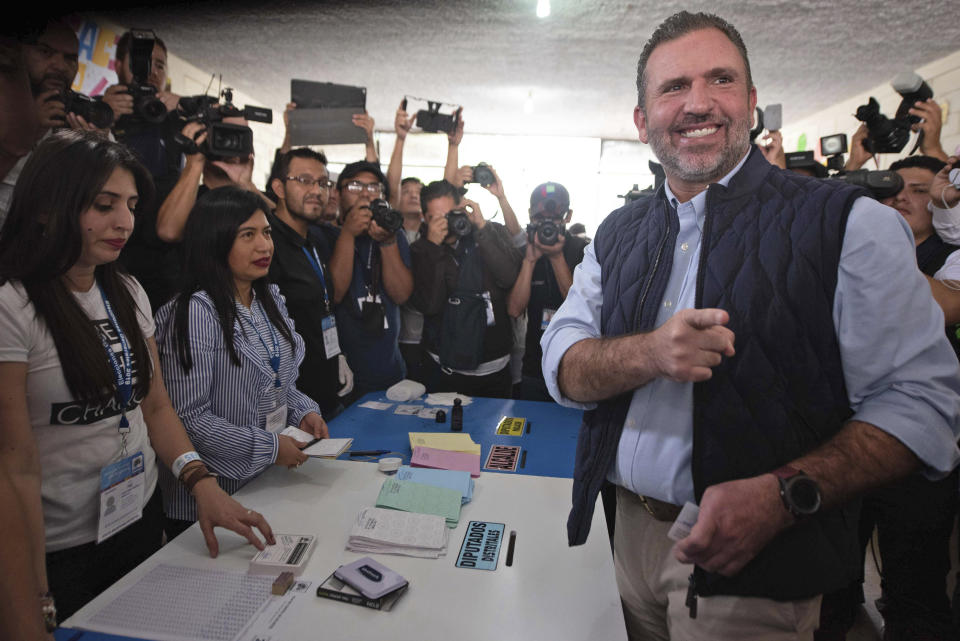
[570,147,866,599]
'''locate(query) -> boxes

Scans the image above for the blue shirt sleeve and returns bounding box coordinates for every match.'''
[835,197,960,478]
[540,240,602,410]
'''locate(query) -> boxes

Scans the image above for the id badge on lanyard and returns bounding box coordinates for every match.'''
[321,315,341,358]
[541,308,557,330]
[97,451,145,543]
[266,404,287,434]
[302,245,343,357]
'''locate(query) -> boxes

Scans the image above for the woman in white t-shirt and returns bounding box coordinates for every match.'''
[0,130,276,625]
[154,186,329,535]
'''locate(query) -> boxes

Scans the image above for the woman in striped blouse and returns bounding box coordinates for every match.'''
[156,186,329,534]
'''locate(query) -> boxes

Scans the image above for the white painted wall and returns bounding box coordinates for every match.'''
[779,49,960,168]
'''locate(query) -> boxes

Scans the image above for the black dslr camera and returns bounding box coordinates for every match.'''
[176,88,272,159]
[855,72,933,155]
[526,219,563,246]
[467,163,496,187]
[369,199,403,234]
[124,29,168,124]
[59,90,114,129]
[411,98,461,135]
[446,209,473,237]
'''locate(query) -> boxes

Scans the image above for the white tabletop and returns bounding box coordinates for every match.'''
[65,459,627,641]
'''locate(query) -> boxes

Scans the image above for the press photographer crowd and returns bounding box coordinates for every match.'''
[2,13,960,641]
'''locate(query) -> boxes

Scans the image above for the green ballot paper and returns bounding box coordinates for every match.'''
[375,478,462,528]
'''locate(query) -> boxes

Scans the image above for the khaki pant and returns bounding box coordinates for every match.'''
[614,487,821,641]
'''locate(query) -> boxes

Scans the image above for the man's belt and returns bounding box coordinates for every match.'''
[622,487,683,522]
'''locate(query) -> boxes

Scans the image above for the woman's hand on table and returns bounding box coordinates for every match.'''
[191,478,275,557]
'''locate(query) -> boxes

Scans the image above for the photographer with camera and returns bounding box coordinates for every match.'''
[101,31,182,185]
[323,161,412,398]
[410,180,522,397]
[506,183,587,401]
[2,20,107,225]
[137,113,273,310]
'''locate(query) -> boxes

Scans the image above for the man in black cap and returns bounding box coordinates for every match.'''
[507,182,588,401]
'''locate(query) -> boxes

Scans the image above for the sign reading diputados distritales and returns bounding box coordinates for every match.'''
[455,521,505,570]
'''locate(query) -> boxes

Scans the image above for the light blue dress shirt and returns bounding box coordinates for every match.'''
[542,157,960,505]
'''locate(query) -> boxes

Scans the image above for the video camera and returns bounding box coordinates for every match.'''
[854,72,933,155]
[176,88,272,159]
[59,89,114,129]
[369,199,403,234]
[833,169,903,200]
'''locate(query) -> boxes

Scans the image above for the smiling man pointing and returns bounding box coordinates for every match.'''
[541,11,960,640]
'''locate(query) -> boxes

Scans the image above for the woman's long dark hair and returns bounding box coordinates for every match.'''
[167,186,293,372]
[0,130,155,404]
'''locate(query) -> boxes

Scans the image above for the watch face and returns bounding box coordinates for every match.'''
[787,476,821,515]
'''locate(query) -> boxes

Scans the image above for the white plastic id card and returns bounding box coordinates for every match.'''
[97,451,146,543]
[667,502,700,542]
[541,308,556,330]
[482,291,495,326]
[321,314,341,359]
[266,404,287,434]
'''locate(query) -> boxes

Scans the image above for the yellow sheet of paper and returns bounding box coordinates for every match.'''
[408,432,482,456]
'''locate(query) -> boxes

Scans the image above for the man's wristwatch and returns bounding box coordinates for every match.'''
[772,465,821,518]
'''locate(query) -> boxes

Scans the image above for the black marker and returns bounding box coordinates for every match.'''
[525,421,531,434]
[505,530,517,566]
[520,450,527,469]
[348,450,389,457]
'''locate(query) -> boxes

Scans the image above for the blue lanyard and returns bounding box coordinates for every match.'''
[238,298,281,388]
[301,245,331,311]
[96,283,133,436]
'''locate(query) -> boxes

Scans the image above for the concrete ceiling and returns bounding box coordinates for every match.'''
[96,0,960,141]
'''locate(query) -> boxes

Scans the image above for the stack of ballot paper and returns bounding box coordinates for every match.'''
[376,478,462,527]
[347,507,448,558]
[408,432,481,455]
[280,427,353,458]
[396,466,474,504]
[411,445,481,477]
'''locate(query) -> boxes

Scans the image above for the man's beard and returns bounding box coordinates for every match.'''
[647,112,751,184]
[289,198,324,225]
[30,73,71,97]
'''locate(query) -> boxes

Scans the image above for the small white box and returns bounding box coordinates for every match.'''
[249,533,316,576]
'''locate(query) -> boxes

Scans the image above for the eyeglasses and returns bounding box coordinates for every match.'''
[344,180,384,196]
[287,175,334,190]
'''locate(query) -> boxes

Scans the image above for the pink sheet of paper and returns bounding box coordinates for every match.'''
[410,446,481,478]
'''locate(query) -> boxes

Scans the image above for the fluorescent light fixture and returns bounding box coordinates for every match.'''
[536,0,550,18]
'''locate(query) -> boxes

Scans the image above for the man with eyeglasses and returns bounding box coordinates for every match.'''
[323,160,413,399]
[265,148,353,418]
